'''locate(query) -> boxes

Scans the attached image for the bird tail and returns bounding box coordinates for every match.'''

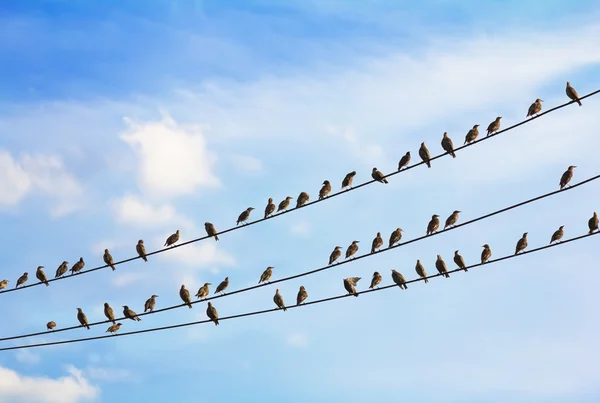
[283,306,287,311]
[424,278,429,284]
[383,179,388,184]
[136,317,142,321]
[45,281,49,286]
[86,324,91,330]
[111,265,116,271]
[353,292,359,297]
[576,99,582,106]
[403,284,408,289]
[187,303,192,309]
[451,152,456,158]
[445,273,450,278]
[464,268,468,272]
[426,162,431,168]
[214,234,219,241]
[142,256,148,262]
[214,320,219,326]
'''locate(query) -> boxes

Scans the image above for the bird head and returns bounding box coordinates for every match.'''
[323,180,330,185]
[76,308,82,311]
[181,285,186,289]
[373,271,380,276]
[104,302,109,306]
[568,165,577,170]
[299,286,305,291]
[433,214,439,218]
[537,98,544,102]
[398,228,403,232]
[23,272,28,275]
[207,302,212,307]
[437,254,442,259]
[267,266,274,270]
[206,283,212,286]
[275,289,280,293]
[443,132,448,137]
[247,207,255,211]
[454,250,459,254]
[104,249,109,253]
[79,257,84,261]
[353,240,360,244]
[175,230,180,234]
[122,305,128,309]
[152,295,159,298]
[116,323,122,327]
[268,197,273,202]
[421,142,425,146]
[497,116,502,120]
[566,81,570,86]
[224,276,229,280]
[482,244,490,248]
[454,210,461,214]
[138,240,143,244]
[406,151,410,155]
[335,246,342,249]
[350,171,356,176]
[286,196,292,200]
[559,225,564,229]
[474,124,480,128]
[37,266,44,269]
[523,232,528,237]
[376,232,381,236]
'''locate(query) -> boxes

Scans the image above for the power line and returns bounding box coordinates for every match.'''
[1,174,597,342]
[1,231,597,352]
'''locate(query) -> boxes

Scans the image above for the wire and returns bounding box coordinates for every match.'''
[1,231,597,352]
[1,174,598,342]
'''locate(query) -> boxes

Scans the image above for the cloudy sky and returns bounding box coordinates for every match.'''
[1,1,600,402]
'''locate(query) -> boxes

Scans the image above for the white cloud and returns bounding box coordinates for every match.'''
[229,154,263,173]
[290,221,311,237]
[14,350,41,365]
[111,272,145,289]
[287,332,308,347]
[85,367,133,382]
[0,151,31,206]
[158,238,235,268]
[110,194,194,229]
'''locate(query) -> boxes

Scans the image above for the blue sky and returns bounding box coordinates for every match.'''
[1,1,600,402]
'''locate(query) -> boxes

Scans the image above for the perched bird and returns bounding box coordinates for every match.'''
[296,286,308,305]
[277,197,293,212]
[55,261,69,278]
[345,241,360,259]
[441,132,456,158]
[164,230,180,247]
[319,180,332,200]
[550,226,564,244]
[237,208,255,225]
[481,244,492,264]
[106,323,122,334]
[296,192,310,208]
[76,308,90,330]
[343,277,361,297]
[0,279,8,289]
[371,232,383,253]
[371,168,388,184]
[259,266,274,284]
[206,302,219,326]
[215,277,229,295]
[144,295,158,312]
[123,305,142,321]
[566,81,582,106]
[419,142,431,168]
[136,240,148,262]
[180,285,193,309]
[527,98,543,117]
[588,212,599,234]
[46,321,56,331]
[391,269,408,289]
[369,271,382,289]
[204,222,219,241]
[16,272,28,288]
[453,250,467,272]
[195,283,211,300]
[559,166,576,189]
[104,302,116,324]
[103,249,116,271]
[36,266,49,286]
[70,258,85,275]
[426,214,440,235]
[515,232,528,255]
[464,124,480,145]
[264,197,276,218]
[398,152,411,171]
[329,246,342,265]
[415,260,428,283]
[389,228,403,248]
[341,171,357,189]
[435,255,450,278]
[486,117,502,136]
[444,210,461,229]
[273,289,287,311]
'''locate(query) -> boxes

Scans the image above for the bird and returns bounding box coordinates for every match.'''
[391,269,408,289]
[319,180,332,199]
[398,152,411,171]
[215,277,229,294]
[371,232,383,253]
[106,323,122,334]
[343,277,361,297]
[426,214,440,235]
[273,289,287,311]
[104,303,116,324]
[415,260,428,283]
[195,283,211,300]
[264,197,276,218]
[566,81,582,106]
[481,244,492,263]
[444,210,461,229]
[389,228,403,248]
[0,279,8,289]
[435,255,450,278]
[76,308,90,330]
[419,142,431,168]
[123,305,142,321]
[527,98,543,117]
[236,208,254,225]
[70,258,85,275]
[329,246,342,265]
[277,197,293,212]
[36,266,49,286]
[296,286,308,305]
[103,249,116,271]
[515,232,528,255]
[588,212,599,234]
[144,295,158,312]
[206,302,219,325]
[369,271,382,289]
[559,166,576,189]
[550,226,564,244]
[259,266,274,284]
[46,321,56,331]
[453,250,467,272]
[486,117,502,136]
[136,240,148,262]
[55,261,69,278]
[180,285,193,309]
[441,132,456,158]
[296,192,310,208]
[204,222,219,241]
[345,241,360,259]
[464,124,480,145]
[371,168,388,184]
[164,230,180,247]
[15,272,28,288]
[341,171,357,189]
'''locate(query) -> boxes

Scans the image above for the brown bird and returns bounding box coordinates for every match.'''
[273,289,287,311]
[277,196,293,212]
[343,277,361,297]
[195,283,211,300]
[371,232,383,253]
[371,168,388,184]
[559,166,576,189]
[369,271,382,289]
[103,249,116,271]
[391,269,408,289]
[136,240,148,262]
[76,308,90,330]
[15,272,28,288]
[0,279,8,289]
[319,180,332,200]
[341,171,357,189]
[164,230,180,247]
[296,286,308,305]
[345,241,360,259]
[180,285,193,309]
[206,302,219,325]
[444,210,461,229]
[453,250,467,272]
[435,255,450,278]
[415,260,428,283]
[46,321,56,331]
[236,208,255,225]
[441,132,456,158]
[204,222,219,241]
[566,81,582,106]
[36,266,49,286]
[264,197,276,218]
[550,226,564,244]
[215,277,229,295]
[144,295,158,312]
[486,117,502,136]
[426,214,440,235]
[481,244,492,264]
[389,228,403,248]
[464,124,480,145]
[123,305,142,321]
[104,302,116,324]
[55,261,69,278]
[515,232,528,255]
[329,246,342,265]
[106,323,122,334]
[296,192,310,208]
[419,142,431,168]
[398,152,411,171]
[259,266,274,284]
[588,212,599,234]
[527,98,543,117]
[70,257,85,275]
